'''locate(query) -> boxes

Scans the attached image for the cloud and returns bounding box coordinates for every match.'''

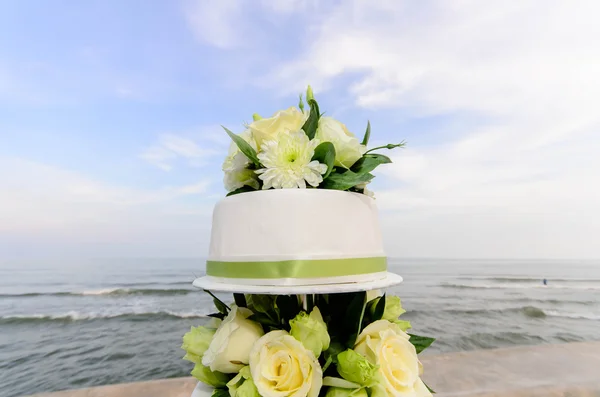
[184,0,243,49]
[0,157,214,233]
[251,0,600,258]
[140,133,221,171]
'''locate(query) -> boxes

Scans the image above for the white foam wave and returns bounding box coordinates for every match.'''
[81,289,120,296]
[1,310,209,322]
[442,282,600,290]
[545,310,600,320]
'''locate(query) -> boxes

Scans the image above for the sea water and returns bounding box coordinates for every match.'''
[0,258,599,397]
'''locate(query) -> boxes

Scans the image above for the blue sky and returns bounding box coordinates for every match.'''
[2,1,600,259]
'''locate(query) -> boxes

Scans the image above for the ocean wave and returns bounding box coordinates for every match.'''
[440,282,600,290]
[0,311,207,325]
[0,288,195,298]
[457,276,600,283]
[415,305,600,320]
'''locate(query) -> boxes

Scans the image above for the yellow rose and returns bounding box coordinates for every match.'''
[202,307,265,373]
[354,321,431,397]
[249,330,323,397]
[248,107,308,150]
[315,117,366,168]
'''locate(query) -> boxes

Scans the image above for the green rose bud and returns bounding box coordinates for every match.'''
[336,349,378,386]
[227,366,259,397]
[236,378,259,397]
[191,363,229,387]
[325,387,368,397]
[392,319,411,331]
[306,85,314,101]
[370,296,406,321]
[289,306,330,356]
[383,296,405,320]
[181,326,216,363]
[252,113,262,121]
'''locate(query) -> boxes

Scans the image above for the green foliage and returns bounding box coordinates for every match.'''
[371,294,386,322]
[233,293,247,308]
[322,341,344,372]
[350,154,392,175]
[408,334,436,354]
[344,291,367,347]
[361,121,371,146]
[312,142,336,178]
[321,169,375,191]
[226,186,258,197]
[425,382,436,394]
[364,142,406,155]
[204,290,230,315]
[244,294,302,332]
[222,126,262,167]
[302,98,320,140]
[212,388,230,397]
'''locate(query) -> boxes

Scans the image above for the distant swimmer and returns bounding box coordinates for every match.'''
[543,278,547,285]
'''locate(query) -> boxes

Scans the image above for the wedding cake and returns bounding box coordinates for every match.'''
[182,86,436,397]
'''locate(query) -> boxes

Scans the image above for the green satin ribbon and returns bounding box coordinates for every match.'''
[206,257,387,279]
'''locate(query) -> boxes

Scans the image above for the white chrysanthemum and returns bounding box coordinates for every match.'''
[256,130,327,189]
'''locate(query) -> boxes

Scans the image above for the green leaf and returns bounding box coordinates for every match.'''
[361,121,371,146]
[207,312,225,320]
[301,99,320,140]
[214,298,229,315]
[234,293,247,308]
[321,170,375,191]
[212,388,230,397]
[424,382,436,394]
[372,294,386,321]
[324,341,344,364]
[204,290,230,314]
[247,295,276,314]
[350,154,392,175]
[248,312,279,328]
[226,185,257,197]
[312,142,336,178]
[222,126,261,167]
[345,291,367,347]
[408,334,436,354]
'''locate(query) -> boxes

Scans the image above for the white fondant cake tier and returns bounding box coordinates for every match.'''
[196,189,399,289]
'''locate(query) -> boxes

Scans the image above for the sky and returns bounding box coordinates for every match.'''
[1,0,600,260]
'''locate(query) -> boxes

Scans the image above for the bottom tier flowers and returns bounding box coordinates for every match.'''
[182,292,435,397]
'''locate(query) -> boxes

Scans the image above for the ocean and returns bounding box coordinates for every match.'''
[1,258,599,397]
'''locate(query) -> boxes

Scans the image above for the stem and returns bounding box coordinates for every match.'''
[364,142,406,155]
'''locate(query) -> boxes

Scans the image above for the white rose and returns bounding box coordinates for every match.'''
[222,129,260,192]
[224,168,260,192]
[315,117,366,169]
[250,330,323,397]
[222,129,257,172]
[354,320,431,397]
[202,307,265,373]
[248,107,308,150]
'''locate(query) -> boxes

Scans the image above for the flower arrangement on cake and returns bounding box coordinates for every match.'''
[183,86,436,397]
[222,85,404,197]
[182,292,435,397]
